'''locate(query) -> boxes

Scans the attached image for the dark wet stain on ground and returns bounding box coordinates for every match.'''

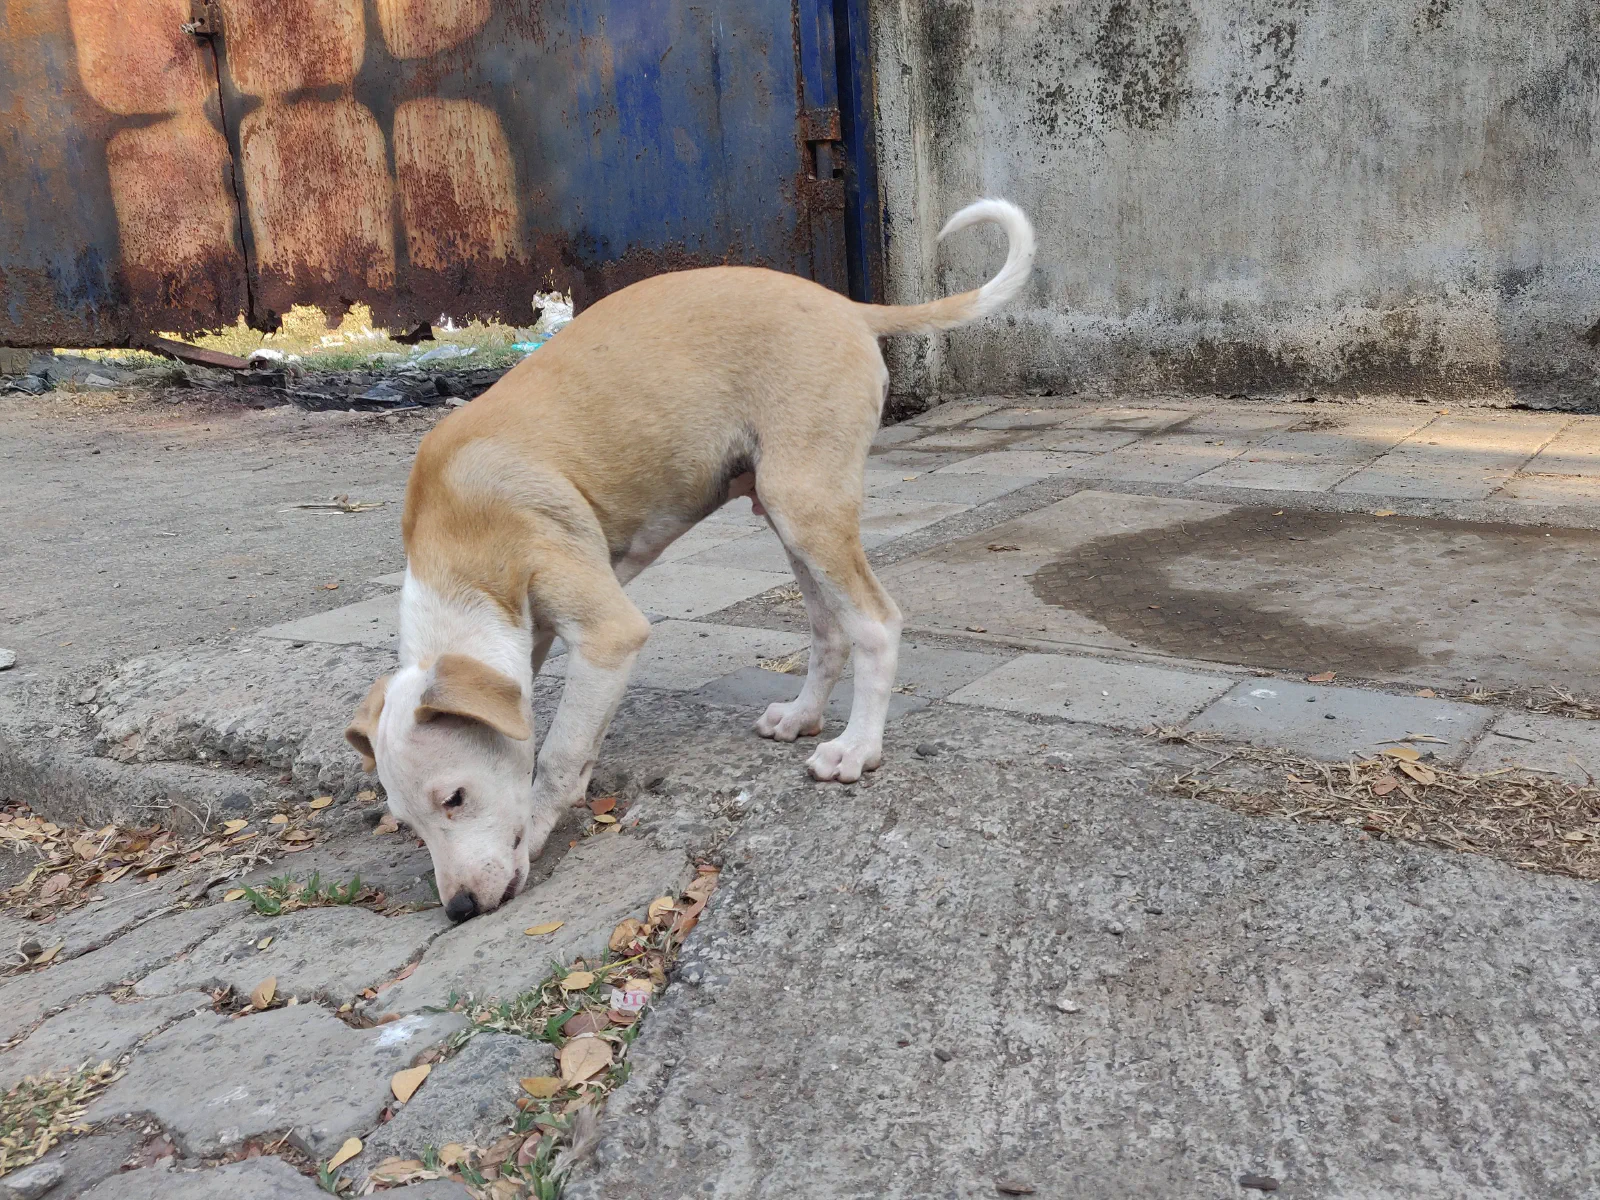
[1031,506,1600,678]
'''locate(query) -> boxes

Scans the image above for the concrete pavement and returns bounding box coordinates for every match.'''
[2,389,1600,1196]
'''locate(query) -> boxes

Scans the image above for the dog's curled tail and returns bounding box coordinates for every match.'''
[857,198,1035,336]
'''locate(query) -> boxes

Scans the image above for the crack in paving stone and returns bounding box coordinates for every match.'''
[0,991,213,1092]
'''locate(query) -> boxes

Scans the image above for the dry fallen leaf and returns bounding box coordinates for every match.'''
[40,873,71,900]
[589,796,616,815]
[1305,672,1336,683]
[525,921,564,937]
[1413,688,1437,698]
[986,543,1021,552]
[684,870,719,905]
[369,1159,432,1185]
[592,813,618,825]
[560,970,596,991]
[965,625,988,633]
[516,1135,544,1167]
[283,829,314,843]
[327,1137,362,1171]
[257,936,273,950]
[439,1143,467,1166]
[268,814,288,825]
[223,888,246,902]
[391,1064,431,1103]
[356,789,377,803]
[558,1037,613,1085]
[33,943,63,966]
[1372,509,1396,517]
[222,819,249,835]
[1396,760,1437,786]
[608,918,645,952]
[250,976,276,1010]
[373,814,400,836]
[562,1011,609,1038]
[521,1076,562,1099]
[647,896,676,926]
[1381,746,1422,762]
[308,796,333,811]
[1372,775,1400,797]
[1562,831,1589,843]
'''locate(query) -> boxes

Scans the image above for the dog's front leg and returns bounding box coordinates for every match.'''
[526,616,649,855]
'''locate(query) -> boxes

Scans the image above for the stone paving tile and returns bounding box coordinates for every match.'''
[1499,422,1600,504]
[259,593,399,650]
[1334,414,1568,500]
[904,427,1022,453]
[894,644,1016,698]
[0,903,241,1043]
[1172,410,1300,436]
[1193,412,1435,492]
[946,653,1232,726]
[622,563,793,620]
[351,1032,554,1180]
[78,1153,339,1198]
[869,469,1042,507]
[370,570,407,587]
[1189,678,1493,761]
[135,905,449,1005]
[906,401,1000,428]
[0,991,211,1091]
[689,666,931,724]
[859,496,971,547]
[678,530,793,574]
[871,422,927,448]
[372,832,689,1015]
[19,1128,144,1200]
[935,450,1087,477]
[867,447,976,473]
[1011,428,1141,454]
[1066,421,1280,484]
[87,1007,468,1158]
[5,876,180,966]
[1059,406,1194,432]
[652,522,758,564]
[543,621,807,690]
[1461,713,1600,782]
[969,409,1075,430]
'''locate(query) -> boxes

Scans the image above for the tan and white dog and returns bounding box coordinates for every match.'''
[345,198,1034,921]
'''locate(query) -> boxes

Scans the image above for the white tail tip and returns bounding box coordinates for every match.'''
[937,198,1036,317]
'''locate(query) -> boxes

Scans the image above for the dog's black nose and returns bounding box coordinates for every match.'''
[444,891,479,924]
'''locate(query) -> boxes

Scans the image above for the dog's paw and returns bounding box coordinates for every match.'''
[755,700,823,741]
[806,737,881,783]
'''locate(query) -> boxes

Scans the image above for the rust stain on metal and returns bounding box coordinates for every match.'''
[216,0,364,96]
[375,0,489,60]
[239,97,395,318]
[66,0,214,115]
[107,113,248,328]
[393,99,526,270]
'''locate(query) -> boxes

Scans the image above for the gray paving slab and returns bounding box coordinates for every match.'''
[934,449,1086,477]
[905,400,1000,428]
[690,666,931,725]
[946,652,1232,726]
[543,621,807,691]
[1189,679,1494,761]
[866,447,976,473]
[892,644,1015,698]
[1193,411,1435,492]
[0,991,211,1091]
[1335,414,1568,500]
[371,831,688,1015]
[351,1032,554,1179]
[867,469,1042,507]
[567,703,1600,1200]
[1066,430,1262,483]
[0,902,240,1043]
[370,570,407,587]
[653,521,766,564]
[1010,428,1141,453]
[883,489,1235,652]
[258,593,399,650]
[678,530,794,574]
[78,1154,332,1198]
[1172,409,1301,436]
[86,1007,468,1157]
[1499,422,1600,504]
[1058,405,1194,432]
[870,422,927,448]
[135,904,448,1004]
[622,563,793,620]
[859,495,971,547]
[8,876,179,966]
[969,408,1075,430]
[1461,713,1600,782]
[14,1128,143,1200]
[902,427,1022,452]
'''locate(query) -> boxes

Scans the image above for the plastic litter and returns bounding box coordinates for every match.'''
[413,344,476,364]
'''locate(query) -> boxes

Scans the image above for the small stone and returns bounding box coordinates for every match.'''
[1239,1174,1280,1192]
[933,1047,955,1063]
[75,686,97,704]
[0,649,15,670]
[1,1159,65,1199]
[221,792,251,812]
[1053,997,1080,1014]
[915,743,940,758]
[1323,713,1335,720]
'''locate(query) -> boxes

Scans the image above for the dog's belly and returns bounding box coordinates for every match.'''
[610,472,762,584]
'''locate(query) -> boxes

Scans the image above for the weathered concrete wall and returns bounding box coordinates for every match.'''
[872,0,1600,406]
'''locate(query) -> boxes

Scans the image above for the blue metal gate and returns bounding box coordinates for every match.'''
[0,0,882,347]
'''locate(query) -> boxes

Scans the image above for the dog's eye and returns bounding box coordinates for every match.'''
[444,788,465,811]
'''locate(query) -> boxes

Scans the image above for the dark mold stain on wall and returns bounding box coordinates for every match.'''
[1231,9,1305,110]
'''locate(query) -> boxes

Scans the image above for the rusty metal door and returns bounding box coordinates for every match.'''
[0,0,878,348]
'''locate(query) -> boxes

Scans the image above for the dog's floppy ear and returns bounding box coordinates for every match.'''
[345,674,392,772]
[415,653,532,741]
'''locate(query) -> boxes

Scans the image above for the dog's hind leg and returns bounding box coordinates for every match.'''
[754,551,849,740]
[758,482,901,783]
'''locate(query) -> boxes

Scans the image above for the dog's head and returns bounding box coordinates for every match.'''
[345,654,536,923]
